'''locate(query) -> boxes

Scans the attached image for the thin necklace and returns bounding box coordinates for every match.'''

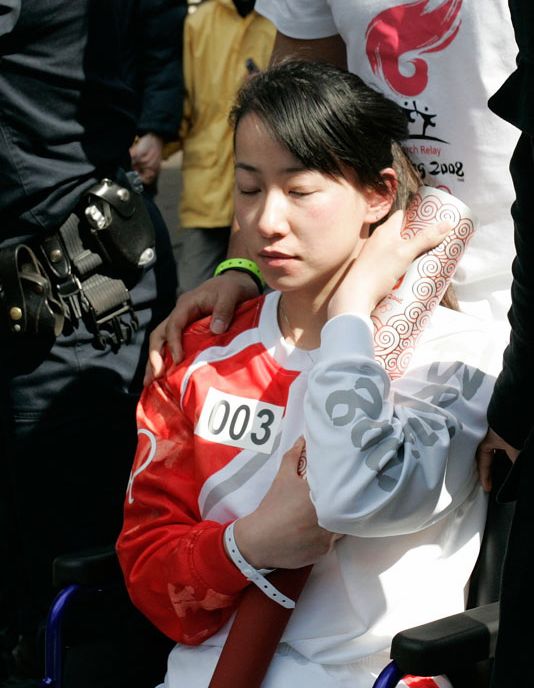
[278,296,292,336]
[278,296,317,359]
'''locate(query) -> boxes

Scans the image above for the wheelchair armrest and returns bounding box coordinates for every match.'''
[391,602,499,677]
[52,544,122,588]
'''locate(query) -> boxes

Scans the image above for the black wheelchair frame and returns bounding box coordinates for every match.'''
[40,546,122,687]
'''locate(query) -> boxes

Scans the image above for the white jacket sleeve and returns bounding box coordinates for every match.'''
[304,313,494,537]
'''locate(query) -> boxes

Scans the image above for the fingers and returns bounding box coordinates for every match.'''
[144,298,195,385]
[378,209,451,256]
[154,277,242,362]
[407,220,451,257]
[280,436,306,471]
[475,428,521,492]
[165,296,197,363]
[144,272,260,385]
[476,443,494,493]
[143,352,161,387]
[297,442,307,478]
[130,135,163,184]
[208,272,260,334]
[209,289,238,335]
[236,435,344,569]
[139,166,159,186]
[144,317,169,385]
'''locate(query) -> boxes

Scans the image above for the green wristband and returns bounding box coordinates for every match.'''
[213,258,265,293]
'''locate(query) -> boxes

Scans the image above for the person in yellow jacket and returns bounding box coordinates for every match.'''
[174,0,275,293]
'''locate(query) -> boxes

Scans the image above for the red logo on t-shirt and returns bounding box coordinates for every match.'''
[365,0,463,97]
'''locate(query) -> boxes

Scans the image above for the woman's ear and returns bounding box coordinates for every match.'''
[363,168,398,224]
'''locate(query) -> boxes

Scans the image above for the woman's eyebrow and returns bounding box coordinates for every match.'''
[235,162,307,174]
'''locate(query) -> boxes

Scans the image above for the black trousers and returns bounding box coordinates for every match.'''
[0,195,177,686]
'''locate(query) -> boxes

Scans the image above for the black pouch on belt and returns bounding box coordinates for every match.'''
[0,244,65,340]
[83,178,156,273]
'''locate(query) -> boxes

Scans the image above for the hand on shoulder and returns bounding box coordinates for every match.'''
[328,210,450,319]
[144,270,260,384]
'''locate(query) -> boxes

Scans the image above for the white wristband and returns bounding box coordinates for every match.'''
[224,522,295,609]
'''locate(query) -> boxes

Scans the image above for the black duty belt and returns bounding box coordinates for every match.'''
[0,175,156,351]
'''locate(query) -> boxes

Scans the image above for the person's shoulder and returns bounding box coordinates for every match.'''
[156,295,266,391]
[181,294,266,357]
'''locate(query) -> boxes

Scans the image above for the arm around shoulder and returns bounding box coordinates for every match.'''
[304,313,494,537]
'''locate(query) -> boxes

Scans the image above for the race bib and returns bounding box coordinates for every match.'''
[195,387,284,454]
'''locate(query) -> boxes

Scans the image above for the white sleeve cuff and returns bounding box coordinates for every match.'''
[319,313,375,363]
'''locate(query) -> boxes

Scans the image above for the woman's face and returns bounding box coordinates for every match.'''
[234,113,390,298]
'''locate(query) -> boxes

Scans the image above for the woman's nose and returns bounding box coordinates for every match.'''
[257,192,290,238]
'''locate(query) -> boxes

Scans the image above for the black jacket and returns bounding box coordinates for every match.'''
[123,0,187,141]
[0,0,185,238]
[487,0,534,451]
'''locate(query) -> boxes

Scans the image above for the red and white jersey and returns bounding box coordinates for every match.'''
[118,291,495,671]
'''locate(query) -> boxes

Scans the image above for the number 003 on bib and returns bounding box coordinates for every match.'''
[195,387,285,454]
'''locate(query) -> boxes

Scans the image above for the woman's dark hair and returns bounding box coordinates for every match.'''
[229,60,463,308]
[230,60,420,209]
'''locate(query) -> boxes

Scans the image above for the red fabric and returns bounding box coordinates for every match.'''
[403,676,441,687]
[117,297,301,644]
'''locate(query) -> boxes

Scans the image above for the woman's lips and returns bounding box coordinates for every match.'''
[259,250,297,267]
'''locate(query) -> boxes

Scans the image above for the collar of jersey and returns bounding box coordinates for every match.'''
[258,292,319,372]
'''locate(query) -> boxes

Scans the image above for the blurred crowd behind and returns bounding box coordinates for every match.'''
[154,0,275,293]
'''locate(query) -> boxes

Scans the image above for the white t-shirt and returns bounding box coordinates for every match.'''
[256,0,519,324]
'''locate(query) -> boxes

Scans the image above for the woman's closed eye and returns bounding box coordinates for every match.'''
[237,186,260,195]
[289,188,315,198]
[286,172,323,197]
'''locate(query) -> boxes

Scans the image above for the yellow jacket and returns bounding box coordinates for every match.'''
[179,0,275,228]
